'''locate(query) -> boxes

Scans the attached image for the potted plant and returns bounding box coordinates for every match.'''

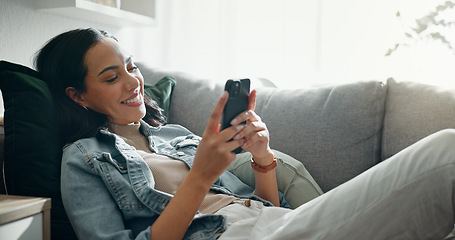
[386,1,455,56]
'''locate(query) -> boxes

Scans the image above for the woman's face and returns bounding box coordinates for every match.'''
[80,37,146,125]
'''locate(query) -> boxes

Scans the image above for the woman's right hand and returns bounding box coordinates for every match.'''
[190,91,246,186]
[150,92,247,240]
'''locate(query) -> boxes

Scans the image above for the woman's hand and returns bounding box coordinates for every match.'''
[150,92,250,240]
[230,90,274,165]
[191,92,247,186]
[229,90,280,206]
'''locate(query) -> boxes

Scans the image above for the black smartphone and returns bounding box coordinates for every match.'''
[221,78,251,153]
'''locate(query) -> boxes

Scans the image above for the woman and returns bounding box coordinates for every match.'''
[35,28,455,240]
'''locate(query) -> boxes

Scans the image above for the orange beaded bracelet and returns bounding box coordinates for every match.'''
[250,156,277,173]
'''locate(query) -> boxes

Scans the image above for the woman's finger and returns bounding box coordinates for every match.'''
[234,121,266,141]
[226,137,246,152]
[219,124,247,144]
[242,129,268,149]
[204,91,228,136]
[248,89,257,111]
[230,109,262,128]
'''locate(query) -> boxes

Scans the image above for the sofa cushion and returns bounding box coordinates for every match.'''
[382,78,455,160]
[0,126,6,194]
[144,76,176,119]
[228,150,323,209]
[0,61,60,196]
[0,60,72,238]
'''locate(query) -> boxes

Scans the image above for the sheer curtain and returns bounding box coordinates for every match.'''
[130,0,455,89]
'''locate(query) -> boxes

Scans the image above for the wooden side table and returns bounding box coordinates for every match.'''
[0,195,51,240]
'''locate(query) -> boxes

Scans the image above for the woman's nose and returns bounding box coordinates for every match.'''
[125,73,140,91]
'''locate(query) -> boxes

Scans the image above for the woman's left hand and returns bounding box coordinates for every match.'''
[230,90,274,165]
[231,90,280,206]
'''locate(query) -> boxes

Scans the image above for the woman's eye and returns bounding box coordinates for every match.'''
[105,76,118,83]
[128,66,138,72]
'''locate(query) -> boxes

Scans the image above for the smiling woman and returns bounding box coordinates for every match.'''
[34,27,285,239]
[34,28,165,143]
[32,27,455,240]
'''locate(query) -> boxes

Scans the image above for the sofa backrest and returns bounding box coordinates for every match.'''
[138,65,455,191]
[137,63,388,192]
[382,78,455,160]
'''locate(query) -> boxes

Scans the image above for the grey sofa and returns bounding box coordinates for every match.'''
[2,60,455,239]
[136,62,455,193]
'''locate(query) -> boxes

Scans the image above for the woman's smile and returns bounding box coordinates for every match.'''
[122,92,143,106]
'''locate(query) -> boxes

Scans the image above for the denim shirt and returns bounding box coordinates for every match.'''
[61,121,288,240]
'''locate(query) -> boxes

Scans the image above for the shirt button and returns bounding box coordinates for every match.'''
[177,151,185,156]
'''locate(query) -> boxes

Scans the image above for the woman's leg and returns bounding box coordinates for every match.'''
[222,129,455,239]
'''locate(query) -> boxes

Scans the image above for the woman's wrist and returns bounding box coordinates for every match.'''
[251,156,277,173]
[251,149,277,173]
[251,149,275,166]
[186,169,216,192]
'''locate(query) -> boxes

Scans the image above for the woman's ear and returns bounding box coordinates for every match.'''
[65,87,85,106]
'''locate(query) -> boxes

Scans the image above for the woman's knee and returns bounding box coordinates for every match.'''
[397,129,455,161]
[427,129,455,148]
[416,129,455,160]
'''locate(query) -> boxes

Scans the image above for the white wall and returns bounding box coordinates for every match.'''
[1,0,318,88]
[148,0,455,89]
[1,0,109,67]
[143,0,322,88]
[318,0,455,88]
[0,0,159,115]
[2,0,455,92]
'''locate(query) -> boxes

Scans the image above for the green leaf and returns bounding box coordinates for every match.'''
[385,43,400,56]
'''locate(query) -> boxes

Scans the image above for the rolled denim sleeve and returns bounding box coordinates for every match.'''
[61,143,151,240]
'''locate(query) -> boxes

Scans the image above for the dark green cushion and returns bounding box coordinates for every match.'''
[0,60,175,239]
[0,60,70,238]
[144,76,176,119]
[0,63,60,197]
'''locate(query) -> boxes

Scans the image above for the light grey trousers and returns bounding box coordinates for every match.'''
[217,129,455,240]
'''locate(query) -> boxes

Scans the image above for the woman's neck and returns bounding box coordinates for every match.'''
[108,121,141,137]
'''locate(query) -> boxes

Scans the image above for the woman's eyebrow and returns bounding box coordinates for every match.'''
[98,66,118,76]
[97,56,133,76]
[125,56,132,64]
